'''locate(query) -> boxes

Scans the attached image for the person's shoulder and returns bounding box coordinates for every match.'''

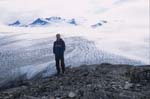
[54,40,57,43]
[60,39,65,42]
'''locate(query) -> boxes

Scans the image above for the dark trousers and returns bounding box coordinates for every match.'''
[55,55,65,74]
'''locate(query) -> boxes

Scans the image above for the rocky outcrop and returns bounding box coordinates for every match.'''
[0,64,150,99]
[127,66,150,83]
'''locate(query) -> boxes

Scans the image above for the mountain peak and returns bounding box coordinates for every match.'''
[8,20,21,26]
[30,18,49,26]
[68,18,77,25]
[45,16,62,21]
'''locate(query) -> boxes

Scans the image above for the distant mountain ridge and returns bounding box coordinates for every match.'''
[8,16,107,28]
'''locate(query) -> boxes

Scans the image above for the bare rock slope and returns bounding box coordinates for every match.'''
[0,63,150,99]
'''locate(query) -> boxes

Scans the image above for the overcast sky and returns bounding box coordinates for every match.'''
[0,0,149,24]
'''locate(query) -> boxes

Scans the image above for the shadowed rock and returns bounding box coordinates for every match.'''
[0,64,150,99]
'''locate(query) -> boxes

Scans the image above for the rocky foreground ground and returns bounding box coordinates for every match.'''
[0,63,150,99]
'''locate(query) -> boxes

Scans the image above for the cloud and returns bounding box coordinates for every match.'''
[0,0,118,23]
[0,0,149,24]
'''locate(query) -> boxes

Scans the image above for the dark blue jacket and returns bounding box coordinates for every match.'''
[53,39,65,57]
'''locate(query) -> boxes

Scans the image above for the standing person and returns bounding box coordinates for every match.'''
[53,34,66,75]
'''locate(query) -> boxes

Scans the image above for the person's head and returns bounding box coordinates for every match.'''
[56,33,61,40]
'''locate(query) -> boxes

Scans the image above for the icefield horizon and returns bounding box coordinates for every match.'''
[0,0,149,85]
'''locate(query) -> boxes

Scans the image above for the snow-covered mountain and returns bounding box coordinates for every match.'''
[45,16,62,21]
[8,20,21,26]
[8,17,79,27]
[29,18,49,26]
[67,19,78,25]
[8,17,106,27]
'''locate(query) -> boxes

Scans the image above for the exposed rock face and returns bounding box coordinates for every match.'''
[8,20,21,26]
[127,66,150,83]
[0,64,150,99]
[30,18,49,26]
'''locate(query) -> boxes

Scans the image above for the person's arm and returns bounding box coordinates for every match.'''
[62,40,66,52]
[53,42,56,54]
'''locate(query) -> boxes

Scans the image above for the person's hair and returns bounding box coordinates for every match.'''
[56,33,60,37]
